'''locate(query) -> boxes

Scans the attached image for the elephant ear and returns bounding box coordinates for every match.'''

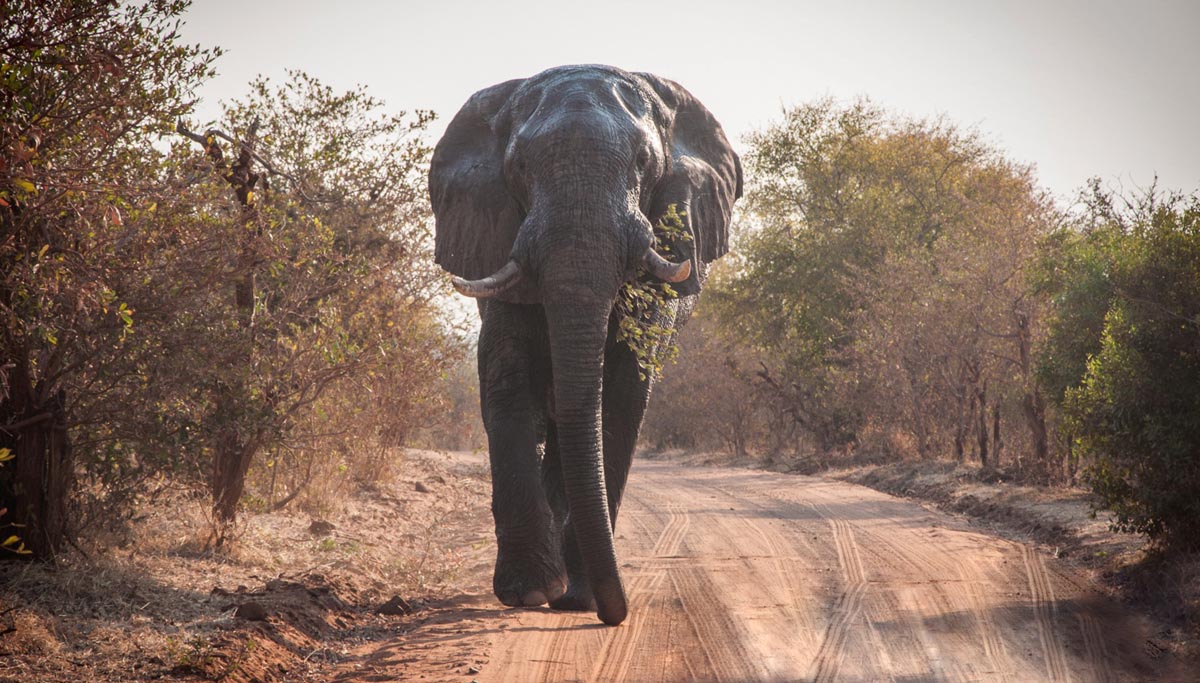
[430,78,533,299]
[637,73,743,296]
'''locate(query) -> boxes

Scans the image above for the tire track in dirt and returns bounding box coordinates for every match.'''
[374,461,1186,683]
[855,521,1009,681]
[651,503,690,557]
[1077,613,1116,683]
[803,482,1027,682]
[1022,544,1072,683]
[958,561,1012,682]
[668,564,764,682]
[629,469,836,679]
[806,496,946,680]
[587,569,668,683]
[688,472,825,658]
[808,517,869,683]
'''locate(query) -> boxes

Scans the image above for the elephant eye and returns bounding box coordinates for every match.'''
[636,148,650,169]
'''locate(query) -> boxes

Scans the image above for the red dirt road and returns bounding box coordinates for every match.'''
[336,461,1185,682]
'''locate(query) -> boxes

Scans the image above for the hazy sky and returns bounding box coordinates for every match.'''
[180,0,1199,203]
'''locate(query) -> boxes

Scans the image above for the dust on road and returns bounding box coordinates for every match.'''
[335,461,1184,683]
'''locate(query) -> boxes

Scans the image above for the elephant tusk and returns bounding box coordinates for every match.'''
[643,249,692,283]
[451,260,523,298]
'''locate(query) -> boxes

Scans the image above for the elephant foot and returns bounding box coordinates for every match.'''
[548,575,595,612]
[493,549,567,608]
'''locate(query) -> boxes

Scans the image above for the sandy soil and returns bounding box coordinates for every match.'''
[332,459,1187,683]
[2,453,1188,682]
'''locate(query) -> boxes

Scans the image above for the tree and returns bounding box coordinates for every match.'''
[0,0,217,558]
[2,3,459,554]
[1043,183,1200,548]
[714,98,1056,464]
[165,72,448,531]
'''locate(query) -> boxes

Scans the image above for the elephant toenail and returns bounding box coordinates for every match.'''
[522,590,548,606]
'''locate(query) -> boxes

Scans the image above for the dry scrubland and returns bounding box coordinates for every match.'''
[0,450,492,683]
[3,2,1199,680]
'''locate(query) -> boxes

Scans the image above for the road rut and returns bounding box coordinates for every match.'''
[338,461,1183,683]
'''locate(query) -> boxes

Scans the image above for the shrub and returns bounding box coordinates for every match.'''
[1054,185,1200,548]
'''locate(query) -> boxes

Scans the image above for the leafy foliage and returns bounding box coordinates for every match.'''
[1043,184,1200,548]
[712,98,1055,461]
[1,3,461,551]
[127,71,454,526]
[615,204,690,380]
[1,0,220,557]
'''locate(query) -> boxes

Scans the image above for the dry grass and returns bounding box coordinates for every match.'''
[0,448,493,683]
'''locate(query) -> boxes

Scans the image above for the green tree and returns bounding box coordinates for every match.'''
[163,72,449,531]
[715,98,1054,462]
[1046,184,1200,548]
[1034,180,1128,405]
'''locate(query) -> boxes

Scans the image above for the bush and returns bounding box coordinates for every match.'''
[1054,187,1200,548]
[1,3,461,553]
[0,0,219,557]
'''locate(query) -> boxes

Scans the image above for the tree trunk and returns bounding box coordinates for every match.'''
[953,378,968,462]
[1022,389,1049,475]
[182,119,264,531]
[992,405,1002,469]
[1,386,72,560]
[1014,310,1049,476]
[976,381,989,468]
[211,433,255,528]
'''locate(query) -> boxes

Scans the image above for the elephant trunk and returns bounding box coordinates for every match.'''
[544,294,627,626]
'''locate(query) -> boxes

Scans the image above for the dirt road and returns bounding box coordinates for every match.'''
[338,461,1184,683]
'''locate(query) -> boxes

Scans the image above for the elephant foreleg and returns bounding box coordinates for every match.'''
[478,300,565,607]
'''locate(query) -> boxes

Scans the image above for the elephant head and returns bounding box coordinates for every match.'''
[430,65,741,625]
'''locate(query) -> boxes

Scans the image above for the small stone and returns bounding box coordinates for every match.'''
[376,595,413,616]
[414,481,431,493]
[467,666,481,674]
[308,519,336,536]
[235,601,268,621]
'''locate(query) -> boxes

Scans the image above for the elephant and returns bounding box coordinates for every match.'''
[429,64,741,625]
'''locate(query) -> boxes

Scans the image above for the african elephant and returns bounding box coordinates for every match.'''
[430,65,741,625]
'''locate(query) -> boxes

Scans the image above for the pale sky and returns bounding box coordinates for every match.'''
[180,0,1200,203]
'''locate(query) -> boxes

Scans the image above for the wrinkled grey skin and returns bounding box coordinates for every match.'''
[429,65,741,625]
